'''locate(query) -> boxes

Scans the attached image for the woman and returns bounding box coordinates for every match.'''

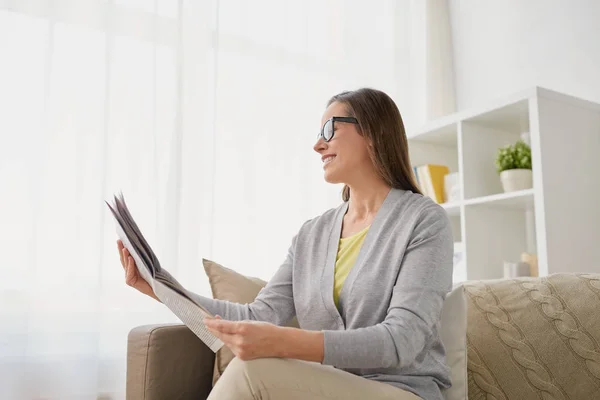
[118,88,453,400]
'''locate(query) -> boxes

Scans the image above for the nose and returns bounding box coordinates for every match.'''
[313,136,327,153]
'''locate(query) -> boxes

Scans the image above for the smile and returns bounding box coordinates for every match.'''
[323,155,336,166]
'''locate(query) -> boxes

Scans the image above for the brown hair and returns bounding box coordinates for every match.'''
[327,88,422,201]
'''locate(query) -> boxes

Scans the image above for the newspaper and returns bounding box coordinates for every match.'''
[106,192,224,353]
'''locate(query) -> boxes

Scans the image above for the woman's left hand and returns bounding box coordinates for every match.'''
[204,315,283,361]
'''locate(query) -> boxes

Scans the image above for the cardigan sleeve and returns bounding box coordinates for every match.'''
[321,205,453,369]
[186,232,298,326]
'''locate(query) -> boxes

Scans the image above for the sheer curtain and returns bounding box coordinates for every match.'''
[0,0,454,398]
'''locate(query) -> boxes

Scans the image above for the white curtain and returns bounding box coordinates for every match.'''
[0,0,454,398]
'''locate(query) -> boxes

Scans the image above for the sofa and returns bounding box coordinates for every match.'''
[126,273,600,400]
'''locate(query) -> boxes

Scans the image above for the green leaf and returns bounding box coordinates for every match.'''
[495,139,532,173]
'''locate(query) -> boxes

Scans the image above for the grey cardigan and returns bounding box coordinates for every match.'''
[190,188,454,400]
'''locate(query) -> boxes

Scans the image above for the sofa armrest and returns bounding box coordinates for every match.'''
[127,323,215,400]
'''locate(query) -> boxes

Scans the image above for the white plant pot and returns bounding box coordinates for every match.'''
[500,169,533,192]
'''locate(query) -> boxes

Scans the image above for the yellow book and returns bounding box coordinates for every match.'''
[423,164,449,203]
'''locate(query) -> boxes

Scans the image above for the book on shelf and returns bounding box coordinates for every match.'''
[413,164,450,204]
[106,192,224,353]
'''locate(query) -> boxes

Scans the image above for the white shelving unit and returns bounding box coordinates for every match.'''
[408,87,600,282]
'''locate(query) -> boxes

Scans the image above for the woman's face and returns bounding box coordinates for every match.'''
[313,101,372,185]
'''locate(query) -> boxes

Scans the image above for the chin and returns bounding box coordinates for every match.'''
[323,169,344,184]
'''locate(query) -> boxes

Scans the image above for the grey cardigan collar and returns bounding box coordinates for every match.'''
[320,188,406,325]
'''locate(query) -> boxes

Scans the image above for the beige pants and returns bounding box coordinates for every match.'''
[207,357,421,400]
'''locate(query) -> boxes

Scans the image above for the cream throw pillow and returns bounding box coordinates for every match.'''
[202,259,299,387]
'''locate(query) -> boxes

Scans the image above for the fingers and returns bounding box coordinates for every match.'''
[119,242,146,292]
[117,241,124,266]
[121,249,127,270]
[205,318,239,334]
[207,328,235,345]
[122,248,131,271]
[125,256,137,286]
[205,325,224,341]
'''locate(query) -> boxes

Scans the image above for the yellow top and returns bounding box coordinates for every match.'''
[333,225,370,308]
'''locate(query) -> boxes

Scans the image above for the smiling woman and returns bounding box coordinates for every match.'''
[119,88,454,400]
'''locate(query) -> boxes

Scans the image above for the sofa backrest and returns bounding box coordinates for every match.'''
[464,273,600,400]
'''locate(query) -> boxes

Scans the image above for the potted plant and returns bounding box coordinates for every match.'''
[495,140,533,192]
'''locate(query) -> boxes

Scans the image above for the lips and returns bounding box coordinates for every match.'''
[322,155,336,166]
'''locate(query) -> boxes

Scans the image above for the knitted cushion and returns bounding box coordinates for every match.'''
[465,273,600,400]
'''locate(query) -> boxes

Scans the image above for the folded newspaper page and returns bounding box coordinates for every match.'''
[106,192,224,353]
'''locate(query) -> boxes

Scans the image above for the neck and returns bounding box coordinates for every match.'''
[346,179,391,223]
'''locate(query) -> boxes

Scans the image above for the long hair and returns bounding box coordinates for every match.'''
[327,88,422,201]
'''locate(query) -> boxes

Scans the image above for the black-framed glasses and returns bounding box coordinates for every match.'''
[318,116,359,142]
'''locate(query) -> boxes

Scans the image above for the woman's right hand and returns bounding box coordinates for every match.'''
[117,240,161,302]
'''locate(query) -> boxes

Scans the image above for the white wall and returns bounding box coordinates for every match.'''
[449,0,600,109]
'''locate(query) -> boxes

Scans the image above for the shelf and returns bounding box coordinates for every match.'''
[441,201,461,216]
[464,189,534,211]
[409,87,600,280]
[408,121,457,147]
[463,99,530,132]
[439,189,534,215]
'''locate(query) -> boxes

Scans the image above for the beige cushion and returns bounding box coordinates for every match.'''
[465,273,600,400]
[202,259,299,386]
[440,284,468,400]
